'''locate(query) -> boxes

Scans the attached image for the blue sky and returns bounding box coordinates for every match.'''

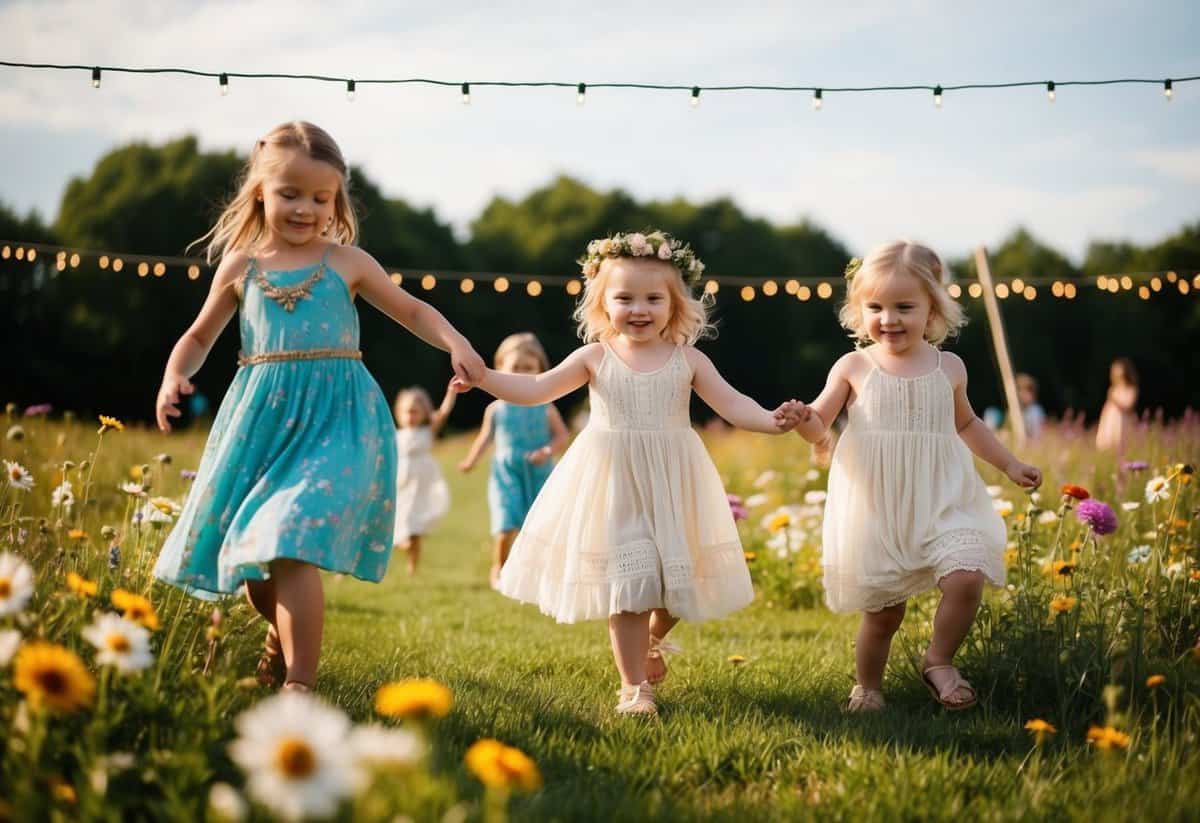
[1,0,1197,265]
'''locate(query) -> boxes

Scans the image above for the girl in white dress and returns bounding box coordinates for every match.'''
[454,231,800,716]
[392,383,455,575]
[790,241,1041,713]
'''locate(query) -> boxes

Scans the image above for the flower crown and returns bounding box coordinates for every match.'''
[844,257,863,281]
[577,231,706,286]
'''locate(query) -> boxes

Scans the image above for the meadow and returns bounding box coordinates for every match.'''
[1,406,1198,822]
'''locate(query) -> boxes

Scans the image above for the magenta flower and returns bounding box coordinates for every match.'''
[1121,460,1149,472]
[1076,499,1117,536]
[23,404,52,417]
[727,494,748,522]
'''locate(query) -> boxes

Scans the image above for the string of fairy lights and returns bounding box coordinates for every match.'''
[1,60,1196,108]
[3,239,1197,305]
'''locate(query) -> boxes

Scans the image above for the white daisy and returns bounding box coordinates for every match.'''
[803,490,827,505]
[228,691,359,822]
[134,501,174,526]
[986,485,1002,498]
[51,480,75,510]
[348,725,425,780]
[1037,510,1059,525]
[0,552,35,617]
[743,493,769,509]
[1145,476,1170,504]
[1121,501,1140,512]
[119,481,146,497]
[1166,561,1187,578]
[82,612,154,673]
[208,782,248,822]
[1030,491,1043,505]
[752,470,777,489]
[1127,545,1152,564]
[993,499,1014,517]
[805,469,821,481]
[4,460,34,492]
[0,628,21,666]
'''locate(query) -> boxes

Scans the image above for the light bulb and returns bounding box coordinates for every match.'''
[576,82,586,106]
[461,82,471,105]
[690,86,700,108]
[1164,79,1173,101]
[1047,81,1056,102]
[219,73,229,96]
[91,67,101,89]
[812,88,823,110]
[933,85,943,108]
[346,79,356,101]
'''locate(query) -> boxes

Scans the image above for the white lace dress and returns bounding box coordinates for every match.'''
[392,427,450,542]
[821,349,1006,612]
[498,344,754,623]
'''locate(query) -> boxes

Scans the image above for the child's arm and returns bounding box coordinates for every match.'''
[429,380,458,436]
[947,354,1042,488]
[462,346,594,406]
[340,246,485,384]
[791,353,857,445]
[155,251,247,432]
[458,402,496,473]
[687,349,795,434]
[527,405,570,466]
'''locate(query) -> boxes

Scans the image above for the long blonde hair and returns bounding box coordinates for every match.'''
[393,387,434,428]
[494,333,550,371]
[191,121,358,262]
[838,240,965,346]
[573,257,715,345]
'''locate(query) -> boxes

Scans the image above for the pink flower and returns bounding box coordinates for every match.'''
[727,494,748,522]
[657,242,672,261]
[598,238,614,256]
[23,404,52,417]
[582,261,599,278]
[1076,499,1117,536]
[628,233,648,255]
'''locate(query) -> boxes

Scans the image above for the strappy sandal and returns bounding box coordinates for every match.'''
[282,680,314,693]
[615,681,658,717]
[846,684,886,713]
[646,636,682,685]
[255,626,287,689]
[921,661,978,711]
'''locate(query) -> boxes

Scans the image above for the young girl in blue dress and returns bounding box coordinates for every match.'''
[458,333,569,588]
[152,121,485,691]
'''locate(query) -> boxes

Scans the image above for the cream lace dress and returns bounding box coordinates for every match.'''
[497,344,754,623]
[821,349,1006,613]
[392,427,450,542]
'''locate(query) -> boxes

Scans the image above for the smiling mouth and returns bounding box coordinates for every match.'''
[629,320,652,328]
[286,218,314,230]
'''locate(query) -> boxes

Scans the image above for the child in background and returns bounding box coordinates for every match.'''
[392,383,456,575]
[1096,357,1138,454]
[459,333,569,589]
[1015,373,1046,440]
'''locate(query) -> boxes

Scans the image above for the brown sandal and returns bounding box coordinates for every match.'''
[255,627,287,688]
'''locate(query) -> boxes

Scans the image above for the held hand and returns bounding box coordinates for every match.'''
[772,399,810,432]
[155,373,194,432]
[526,446,551,466]
[449,376,474,394]
[450,342,486,385]
[1005,459,1042,489]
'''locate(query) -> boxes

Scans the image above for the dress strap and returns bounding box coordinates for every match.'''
[320,243,335,266]
[861,345,880,369]
[936,348,943,368]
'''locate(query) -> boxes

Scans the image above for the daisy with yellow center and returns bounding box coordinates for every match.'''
[1144,476,1170,504]
[765,511,791,533]
[82,612,154,673]
[14,642,96,713]
[464,738,543,792]
[97,415,125,434]
[111,588,161,631]
[0,551,35,617]
[3,459,34,491]
[66,571,98,598]
[1048,595,1078,616]
[375,678,453,720]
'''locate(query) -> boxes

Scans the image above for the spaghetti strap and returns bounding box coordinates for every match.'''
[936,348,943,368]
[320,243,335,265]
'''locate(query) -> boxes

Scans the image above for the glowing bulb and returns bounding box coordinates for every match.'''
[1051,281,1063,297]
[797,286,812,301]
[346,79,356,102]
[1064,283,1076,299]
[703,279,719,295]
[995,283,1009,299]
[153,262,166,277]
[817,282,833,299]
[762,280,778,296]
[968,283,983,298]
[527,280,543,297]
[92,66,101,89]
[740,286,755,302]
[27,249,36,262]
[390,272,403,285]
[219,73,229,96]
[566,279,582,295]
[933,85,943,108]
[494,276,509,293]
[577,82,586,106]
[1046,81,1055,103]
[187,265,201,280]
[948,283,962,298]
[690,86,700,108]
[1164,79,1173,101]
[461,82,471,105]
[812,88,822,111]
[421,274,436,290]
[137,262,149,277]
[460,278,475,294]
[112,258,123,272]
[784,279,799,295]
[69,253,80,268]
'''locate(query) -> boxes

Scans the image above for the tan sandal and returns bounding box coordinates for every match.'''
[846,684,886,713]
[646,636,681,685]
[282,680,315,693]
[255,626,286,689]
[615,681,658,717]
[921,662,978,711]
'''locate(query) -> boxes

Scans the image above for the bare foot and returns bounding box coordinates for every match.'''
[489,565,501,590]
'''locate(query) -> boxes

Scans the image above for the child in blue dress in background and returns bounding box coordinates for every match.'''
[152,121,484,691]
[459,333,568,588]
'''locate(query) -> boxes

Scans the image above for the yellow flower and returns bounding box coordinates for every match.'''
[129,465,144,481]
[1003,548,1019,567]
[67,528,87,541]
[1041,560,1076,578]
[1024,718,1057,744]
[66,572,97,598]
[49,776,77,805]
[14,642,96,713]
[766,512,791,533]
[464,738,542,792]
[111,588,161,631]
[97,415,124,434]
[375,678,453,719]
[727,655,747,665]
[1146,674,1166,688]
[1086,725,1131,751]
[743,551,757,562]
[1048,595,1077,616]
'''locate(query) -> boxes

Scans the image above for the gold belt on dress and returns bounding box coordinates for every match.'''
[237,348,362,366]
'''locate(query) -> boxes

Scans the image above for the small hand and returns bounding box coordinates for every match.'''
[526,446,551,466]
[1006,460,1042,489]
[772,399,810,432]
[155,372,194,432]
[450,342,486,385]
[449,376,474,394]
[457,458,476,473]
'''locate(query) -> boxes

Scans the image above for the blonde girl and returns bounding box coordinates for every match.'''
[153,121,485,691]
[392,382,457,575]
[459,333,569,589]
[455,231,800,716]
[1095,357,1138,454]
[790,240,1041,712]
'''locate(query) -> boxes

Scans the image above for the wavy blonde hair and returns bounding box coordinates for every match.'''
[393,387,434,427]
[838,240,965,346]
[573,257,715,345]
[494,332,550,372]
[190,121,358,262]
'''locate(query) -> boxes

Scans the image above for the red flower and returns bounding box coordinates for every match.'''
[1060,484,1090,501]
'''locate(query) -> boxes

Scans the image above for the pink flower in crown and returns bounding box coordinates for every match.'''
[657,242,673,261]
[598,238,614,256]
[582,260,599,278]
[628,233,649,255]
[587,240,601,256]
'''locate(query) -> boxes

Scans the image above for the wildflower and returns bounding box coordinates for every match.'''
[349,725,425,776]
[67,528,87,541]
[208,783,248,823]
[728,654,748,665]
[1121,460,1149,472]
[228,691,358,822]
[727,494,748,522]
[111,588,161,630]
[119,481,145,497]
[100,525,117,540]
[803,489,827,505]
[181,469,198,481]
[97,414,124,434]
[993,499,1014,518]
[1037,509,1059,525]
[743,551,757,562]
[5,424,25,441]
[805,469,820,481]
[1076,500,1118,536]
[134,500,174,526]
[23,403,52,417]
[1024,718,1057,745]
[51,481,75,510]
[0,629,20,666]
[1043,560,1075,577]
[1145,476,1170,504]
[66,572,98,598]
[4,460,34,491]
[1121,501,1140,511]
[1086,725,1131,751]
[153,452,172,464]
[14,642,96,713]
[1190,570,1200,582]
[752,470,777,489]
[464,739,542,792]
[744,493,768,508]
[1049,595,1078,615]
[1004,548,1019,566]
[107,544,121,570]
[765,510,792,533]
[0,552,35,616]
[375,678,453,719]
[1146,674,1166,688]
[1061,484,1090,501]
[49,776,77,805]
[82,612,154,673]
[985,485,1002,498]
[1127,545,1152,564]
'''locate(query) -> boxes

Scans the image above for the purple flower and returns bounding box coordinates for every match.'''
[727,494,748,522]
[1076,499,1118,536]
[181,469,198,481]
[23,403,52,417]
[108,544,121,569]
[1121,460,1149,472]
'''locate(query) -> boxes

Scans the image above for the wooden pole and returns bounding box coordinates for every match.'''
[973,246,1026,447]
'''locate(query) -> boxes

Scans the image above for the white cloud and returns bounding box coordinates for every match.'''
[1131,147,1200,182]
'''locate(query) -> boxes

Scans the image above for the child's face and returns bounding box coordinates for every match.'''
[1018,385,1035,405]
[259,147,340,247]
[500,353,543,375]
[861,272,933,355]
[602,259,673,343]
[396,398,427,428]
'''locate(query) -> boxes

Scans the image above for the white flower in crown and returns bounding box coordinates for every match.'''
[598,238,614,256]
[628,233,649,255]
[578,230,706,286]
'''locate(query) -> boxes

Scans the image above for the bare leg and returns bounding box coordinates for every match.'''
[269,558,325,688]
[924,570,984,703]
[245,578,276,626]
[490,529,517,587]
[609,611,652,688]
[646,609,680,683]
[855,602,906,691]
[406,535,421,576]
[246,578,285,686]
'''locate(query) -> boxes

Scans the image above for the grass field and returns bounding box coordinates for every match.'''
[2,412,1198,821]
